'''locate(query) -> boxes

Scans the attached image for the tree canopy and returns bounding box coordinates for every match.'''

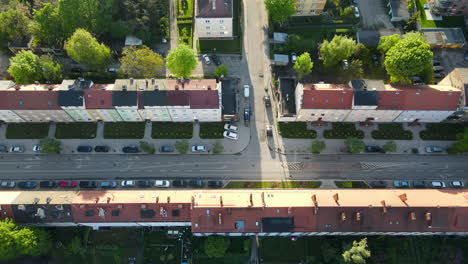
[204,236,230,258]
[31,3,63,46]
[166,44,197,78]
[264,0,296,24]
[377,34,400,55]
[64,28,112,71]
[311,140,326,154]
[0,218,52,261]
[215,64,229,78]
[0,7,31,41]
[345,137,365,154]
[40,55,63,83]
[39,138,62,154]
[119,46,164,78]
[342,238,371,264]
[293,52,314,78]
[448,128,468,154]
[8,51,42,84]
[320,35,356,67]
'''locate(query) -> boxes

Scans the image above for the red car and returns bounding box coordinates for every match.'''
[58,181,77,188]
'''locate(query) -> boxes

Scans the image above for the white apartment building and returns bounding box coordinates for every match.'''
[196,0,233,38]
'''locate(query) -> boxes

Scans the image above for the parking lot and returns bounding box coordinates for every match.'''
[191,54,243,77]
[433,48,468,83]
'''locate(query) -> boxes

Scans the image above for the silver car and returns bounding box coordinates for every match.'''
[121,180,136,187]
[0,181,15,188]
[10,146,24,153]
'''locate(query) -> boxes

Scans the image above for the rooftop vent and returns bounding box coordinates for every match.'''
[94,197,99,204]
[220,196,224,207]
[333,193,339,205]
[33,198,40,204]
[46,197,52,204]
[107,197,111,204]
[249,193,253,207]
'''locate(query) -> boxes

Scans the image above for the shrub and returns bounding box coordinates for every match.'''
[55,123,96,139]
[278,122,317,138]
[139,141,155,154]
[420,123,467,141]
[371,123,412,140]
[212,141,224,153]
[152,122,193,139]
[383,141,397,153]
[200,123,224,139]
[311,140,326,153]
[104,122,145,139]
[324,123,364,139]
[39,138,61,154]
[175,140,189,154]
[6,123,49,139]
[345,137,365,153]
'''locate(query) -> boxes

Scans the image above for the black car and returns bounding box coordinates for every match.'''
[136,180,152,187]
[122,146,139,153]
[159,146,174,152]
[413,181,426,188]
[18,181,37,189]
[77,146,93,152]
[207,180,223,188]
[189,180,204,188]
[365,146,383,153]
[369,181,386,188]
[264,95,271,107]
[211,55,221,66]
[80,181,97,188]
[173,180,188,187]
[94,146,109,152]
[39,181,57,188]
[0,145,7,152]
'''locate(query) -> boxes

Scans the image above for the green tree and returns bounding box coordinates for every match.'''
[342,238,371,264]
[0,218,52,261]
[0,8,31,41]
[340,6,354,17]
[175,140,189,154]
[383,141,397,153]
[139,141,155,154]
[353,43,371,64]
[377,34,400,55]
[320,35,356,67]
[119,46,164,78]
[214,64,229,78]
[40,55,63,83]
[448,128,468,154]
[293,52,313,78]
[264,0,296,24]
[311,140,326,154]
[346,59,364,78]
[204,236,230,258]
[58,0,97,37]
[345,137,365,154]
[384,36,432,83]
[166,44,197,78]
[31,3,63,46]
[212,141,224,154]
[64,28,112,71]
[8,51,42,84]
[39,138,62,154]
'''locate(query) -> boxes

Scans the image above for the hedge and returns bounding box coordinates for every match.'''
[420,123,467,141]
[55,123,97,139]
[200,122,225,139]
[371,123,413,140]
[335,181,369,188]
[152,122,193,139]
[104,122,145,139]
[323,123,364,139]
[6,123,49,139]
[277,122,317,138]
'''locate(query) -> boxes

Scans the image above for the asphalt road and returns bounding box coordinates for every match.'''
[1,153,467,181]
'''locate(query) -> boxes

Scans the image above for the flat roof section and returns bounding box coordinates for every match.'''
[279,78,296,116]
[221,79,236,115]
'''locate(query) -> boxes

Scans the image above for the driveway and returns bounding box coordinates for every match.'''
[433,49,468,84]
[359,0,394,28]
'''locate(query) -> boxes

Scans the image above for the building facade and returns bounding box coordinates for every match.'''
[294,0,327,16]
[196,0,233,38]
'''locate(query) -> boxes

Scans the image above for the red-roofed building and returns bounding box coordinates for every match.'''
[84,87,123,122]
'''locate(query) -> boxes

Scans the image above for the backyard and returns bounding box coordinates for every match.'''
[416,0,466,28]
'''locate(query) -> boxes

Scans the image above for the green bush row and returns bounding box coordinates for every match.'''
[324,123,364,139]
[103,122,145,139]
[6,123,49,139]
[200,123,225,139]
[278,122,317,138]
[420,123,466,141]
[152,122,193,139]
[55,123,97,139]
[371,123,413,140]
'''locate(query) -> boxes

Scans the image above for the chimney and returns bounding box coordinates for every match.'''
[191,196,195,210]
[312,194,318,215]
[220,196,223,207]
[107,197,111,204]
[333,193,339,205]
[95,197,99,204]
[130,78,134,85]
[46,197,52,204]
[249,193,253,207]
[399,193,408,206]
[122,85,127,91]
[410,211,416,221]
[381,200,388,214]
[340,212,346,222]
[261,192,266,208]
[156,196,159,203]
[146,80,148,89]
[151,78,155,85]
[167,196,171,203]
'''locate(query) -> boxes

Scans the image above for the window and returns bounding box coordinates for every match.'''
[312,4,317,8]
[206,32,211,36]
[205,20,211,23]
[310,10,316,14]
[296,10,302,14]
[298,4,303,9]
[220,20,224,23]
[206,26,211,30]
[220,32,225,35]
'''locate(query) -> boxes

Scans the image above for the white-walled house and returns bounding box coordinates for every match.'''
[196,0,233,39]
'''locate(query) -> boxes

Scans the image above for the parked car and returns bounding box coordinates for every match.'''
[18,181,37,189]
[393,180,410,188]
[0,181,15,188]
[107,67,118,72]
[432,59,441,66]
[80,181,97,188]
[94,146,109,152]
[434,72,446,79]
[159,146,174,152]
[425,146,443,153]
[58,180,77,188]
[354,6,360,17]
[207,180,223,188]
[155,180,170,187]
[191,145,207,152]
[202,54,211,64]
[266,125,273,137]
[365,145,383,153]
[121,180,136,187]
[173,180,188,187]
[39,181,57,188]
[450,181,464,188]
[369,181,386,188]
[243,85,250,98]
[10,146,24,153]
[433,66,445,72]
[413,181,427,188]
[342,59,349,69]
[224,124,238,132]
[211,54,221,66]
[189,180,204,188]
[122,146,139,153]
[77,146,93,152]
[136,180,153,187]
[0,145,7,152]
[264,94,271,107]
[100,181,118,188]
[223,131,239,140]
[430,181,446,188]
[32,145,41,152]
[244,108,250,121]
[291,52,297,64]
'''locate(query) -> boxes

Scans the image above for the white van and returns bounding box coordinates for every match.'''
[244,85,250,98]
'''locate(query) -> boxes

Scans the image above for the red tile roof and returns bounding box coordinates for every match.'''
[167,91,190,106]
[0,91,61,110]
[302,84,353,109]
[84,89,114,109]
[190,90,219,109]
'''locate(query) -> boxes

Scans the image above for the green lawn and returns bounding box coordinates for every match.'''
[416,0,465,28]
[152,122,193,139]
[103,122,145,139]
[371,123,413,140]
[420,123,467,140]
[277,122,317,138]
[6,123,49,139]
[225,181,321,188]
[55,123,97,139]
[334,181,369,188]
[199,122,225,139]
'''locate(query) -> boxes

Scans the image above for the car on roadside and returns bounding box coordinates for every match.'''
[266,125,273,137]
[0,181,15,188]
[369,181,386,188]
[159,146,174,152]
[224,124,238,132]
[223,130,239,140]
[354,6,360,17]
[243,85,250,98]
[33,145,41,152]
[202,54,211,65]
[121,180,136,187]
[58,181,77,188]
[173,180,188,187]
[39,181,57,188]
[244,108,250,121]
[430,181,446,188]
[191,145,207,152]
[413,181,427,188]
[211,54,221,66]
[18,181,37,189]
[425,146,443,153]
[0,145,7,152]
[264,94,271,107]
[122,146,139,153]
[393,180,410,188]
[77,146,93,152]
[100,181,118,188]
[291,52,297,64]
[80,181,97,188]
[136,180,153,188]
[450,181,464,188]
[189,180,204,188]
[207,180,223,188]
[94,146,109,152]
[10,146,24,153]
[365,145,383,153]
[433,66,445,72]
[155,180,170,187]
